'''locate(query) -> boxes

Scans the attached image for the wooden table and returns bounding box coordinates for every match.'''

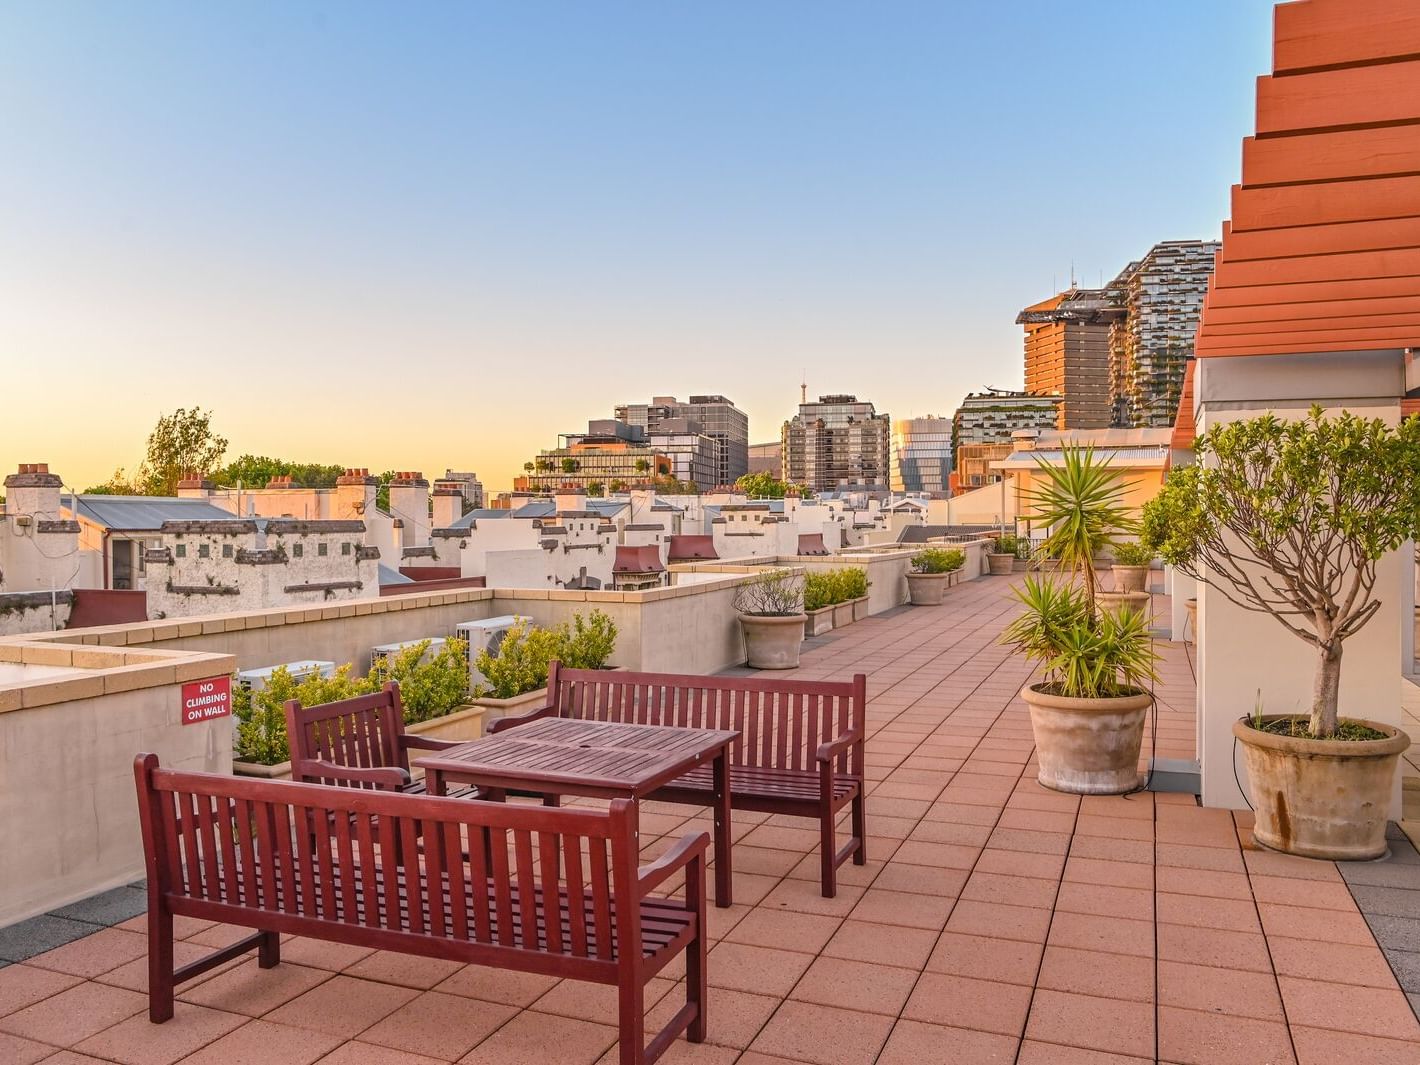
[415,717,739,907]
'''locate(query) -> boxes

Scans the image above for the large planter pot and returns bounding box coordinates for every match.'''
[233,759,292,780]
[1097,590,1152,620]
[907,571,950,606]
[1112,565,1148,594]
[851,595,870,622]
[806,606,835,637]
[740,613,806,670]
[832,602,855,628]
[471,686,549,725]
[1012,557,1028,572]
[1234,715,1410,860]
[1022,683,1152,795]
[987,552,1015,576]
[1185,598,1197,643]
[408,704,486,744]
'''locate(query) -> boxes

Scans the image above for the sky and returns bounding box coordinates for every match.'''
[0,1,1276,494]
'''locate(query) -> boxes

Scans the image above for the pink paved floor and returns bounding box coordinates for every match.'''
[2,575,1417,1064]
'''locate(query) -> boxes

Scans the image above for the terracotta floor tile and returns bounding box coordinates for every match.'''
[1156,892,1261,932]
[1153,867,1252,900]
[1046,912,1154,957]
[902,972,1033,1036]
[790,956,917,1015]
[275,938,376,972]
[876,1020,1018,1065]
[868,862,968,897]
[906,819,993,848]
[171,1018,343,1065]
[960,872,1060,909]
[1017,1041,1152,1065]
[1067,836,1153,864]
[1036,946,1154,1003]
[1061,856,1154,890]
[361,989,518,1060]
[748,1000,893,1065]
[1023,989,1154,1059]
[434,967,560,1007]
[0,963,82,1017]
[343,951,465,991]
[178,959,332,1017]
[661,986,777,1050]
[0,979,146,1047]
[1155,844,1245,873]
[72,1002,245,1065]
[1157,1005,1296,1065]
[0,1031,57,1065]
[1277,976,1420,1040]
[25,928,149,980]
[532,977,675,1026]
[926,932,1043,985]
[705,943,813,997]
[1157,960,1284,1021]
[264,975,420,1039]
[1054,882,1153,921]
[1157,924,1273,973]
[1257,903,1375,945]
[848,888,953,930]
[1289,1025,1420,1065]
[821,920,936,970]
[456,1010,614,1064]
[972,849,1067,881]
[1243,849,1342,882]
[721,903,840,954]
[1248,875,1358,911]
[945,900,1052,943]
[99,940,229,995]
[316,1042,447,1065]
[754,880,865,919]
[1266,935,1401,988]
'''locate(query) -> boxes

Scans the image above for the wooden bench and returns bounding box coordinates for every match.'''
[284,681,477,797]
[133,754,709,1065]
[489,664,868,896]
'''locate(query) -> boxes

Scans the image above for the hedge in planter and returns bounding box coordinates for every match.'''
[1142,408,1419,858]
[472,610,620,700]
[907,548,964,606]
[234,663,377,767]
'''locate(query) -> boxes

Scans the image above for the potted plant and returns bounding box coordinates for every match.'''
[1110,541,1154,594]
[734,568,806,669]
[233,663,377,778]
[1002,446,1158,794]
[987,534,1017,576]
[843,567,872,620]
[803,572,836,636]
[1142,409,1416,859]
[471,611,619,722]
[380,637,485,744]
[828,569,856,628]
[907,547,965,606]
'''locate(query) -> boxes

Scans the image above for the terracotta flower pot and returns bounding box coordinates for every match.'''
[1234,715,1410,860]
[906,571,950,606]
[1097,590,1153,622]
[739,613,806,670]
[987,552,1015,576]
[1112,565,1149,594]
[1022,683,1152,795]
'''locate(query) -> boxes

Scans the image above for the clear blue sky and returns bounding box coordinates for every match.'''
[0,1,1276,490]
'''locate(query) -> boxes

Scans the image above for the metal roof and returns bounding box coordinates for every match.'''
[69,495,238,531]
[447,508,511,529]
[378,563,413,585]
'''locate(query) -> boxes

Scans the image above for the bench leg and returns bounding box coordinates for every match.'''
[617,980,645,1065]
[687,853,708,1043]
[852,791,867,866]
[257,929,281,969]
[147,904,174,1023]
[819,800,837,899]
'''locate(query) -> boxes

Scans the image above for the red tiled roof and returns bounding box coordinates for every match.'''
[797,534,830,556]
[612,545,665,574]
[667,535,717,562]
[1170,359,1197,452]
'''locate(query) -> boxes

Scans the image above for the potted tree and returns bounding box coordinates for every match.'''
[1142,409,1416,859]
[907,547,965,605]
[1002,446,1159,794]
[1110,541,1154,594]
[987,534,1017,576]
[734,569,806,669]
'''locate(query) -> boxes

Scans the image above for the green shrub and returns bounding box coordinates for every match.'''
[473,621,562,699]
[994,534,1019,556]
[1111,541,1154,567]
[828,567,869,602]
[803,572,835,612]
[233,663,377,766]
[376,638,470,723]
[911,548,965,574]
[733,568,805,616]
[556,609,618,669]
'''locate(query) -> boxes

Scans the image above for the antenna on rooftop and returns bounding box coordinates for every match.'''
[800,371,807,405]
[1069,260,1077,290]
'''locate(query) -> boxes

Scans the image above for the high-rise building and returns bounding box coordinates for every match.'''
[614,395,749,486]
[890,416,952,494]
[1017,289,1120,429]
[747,441,782,477]
[782,395,891,493]
[950,389,1061,464]
[520,420,679,492]
[1108,240,1220,427]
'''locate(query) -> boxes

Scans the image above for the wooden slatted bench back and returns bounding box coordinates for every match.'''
[286,683,406,788]
[546,664,866,777]
[133,754,641,975]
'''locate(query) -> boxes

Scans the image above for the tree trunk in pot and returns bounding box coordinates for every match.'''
[1022,684,1151,795]
[1234,715,1408,860]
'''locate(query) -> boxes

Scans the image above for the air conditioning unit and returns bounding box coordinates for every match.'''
[235,660,337,692]
[370,637,447,679]
[456,615,530,690]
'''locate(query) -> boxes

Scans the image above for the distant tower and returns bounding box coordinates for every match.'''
[800,372,807,405]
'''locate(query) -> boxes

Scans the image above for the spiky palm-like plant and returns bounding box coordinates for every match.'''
[1029,446,1137,615]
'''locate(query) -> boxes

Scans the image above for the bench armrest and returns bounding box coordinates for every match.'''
[399,734,465,753]
[486,703,555,734]
[637,830,710,897]
[816,729,863,764]
[294,759,411,790]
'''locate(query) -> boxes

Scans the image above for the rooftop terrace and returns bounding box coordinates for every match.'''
[1,574,1417,1064]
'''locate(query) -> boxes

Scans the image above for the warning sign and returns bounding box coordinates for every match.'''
[181,676,232,725]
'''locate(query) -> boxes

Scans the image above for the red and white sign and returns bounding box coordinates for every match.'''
[181,676,232,725]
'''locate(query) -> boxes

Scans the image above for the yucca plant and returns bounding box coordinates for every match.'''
[1028,445,1137,614]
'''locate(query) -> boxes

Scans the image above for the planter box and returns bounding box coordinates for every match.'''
[906,571,950,606]
[987,552,1014,576]
[806,606,835,637]
[233,759,291,780]
[471,686,550,725]
[1012,557,1028,572]
[851,596,870,622]
[832,602,854,628]
[408,703,486,744]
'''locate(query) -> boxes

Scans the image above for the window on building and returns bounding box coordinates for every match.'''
[222,544,233,559]
[293,543,303,558]
[198,543,210,559]
[175,544,186,558]
[341,542,351,556]
[318,542,328,557]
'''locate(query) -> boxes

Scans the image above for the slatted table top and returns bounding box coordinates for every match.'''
[413,718,740,796]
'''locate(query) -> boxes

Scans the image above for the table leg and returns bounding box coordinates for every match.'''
[427,769,445,798]
[712,749,732,908]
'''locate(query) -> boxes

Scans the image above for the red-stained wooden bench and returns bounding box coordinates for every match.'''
[133,754,709,1065]
[284,680,477,797]
[489,663,868,897]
